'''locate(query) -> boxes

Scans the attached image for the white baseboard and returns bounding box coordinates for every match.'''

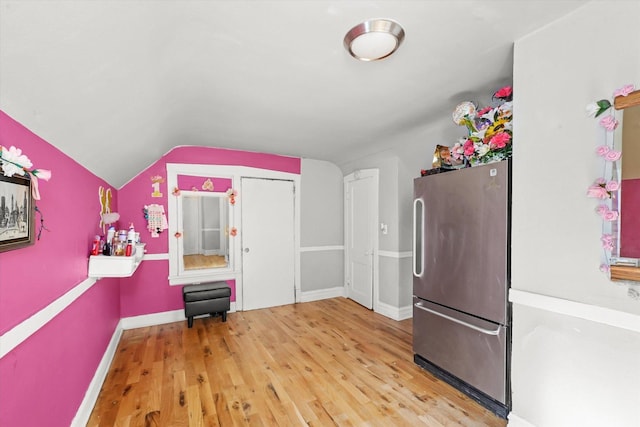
[120,309,185,330]
[71,320,123,427]
[375,300,413,321]
[507,413,536,427]
[299,286,345,302]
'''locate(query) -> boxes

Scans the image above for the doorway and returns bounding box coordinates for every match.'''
[241,177,296,310]
[344,169,379,310]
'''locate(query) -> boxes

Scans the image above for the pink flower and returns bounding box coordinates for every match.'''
[477,106,493,116]
[451,143,464,160]
[594,177,606,185]
[600,264,610,273]
[595,145,610,156]
[463,139,475,156]
[603,209,619,221]
[604,150,622,162]
[601,234,615,251]
[494,86,513,100]
[489,132,511,149]
[605,180,619,192]
[595,204,609,216]
[614,84,635,97]
[587,185,609,199]
[599,115,618,131]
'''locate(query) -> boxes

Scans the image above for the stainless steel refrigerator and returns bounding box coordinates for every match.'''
[412,160,511,418]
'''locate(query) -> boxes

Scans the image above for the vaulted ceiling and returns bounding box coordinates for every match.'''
[0,1,586,187]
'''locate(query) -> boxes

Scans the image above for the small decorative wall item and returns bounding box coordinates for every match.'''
[202,178,214,191]
[585,84,632,274]
[98,186,116,232]
[450,86,513,166]
[230,227,237,237]
[172,187,181,196]
[150,175,164,198]
[226,188,237,205]
[144,204,168,238]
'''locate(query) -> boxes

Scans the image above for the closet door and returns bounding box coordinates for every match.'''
[241,177,295,310]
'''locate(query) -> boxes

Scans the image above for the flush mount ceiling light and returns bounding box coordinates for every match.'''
[344,19,405,61]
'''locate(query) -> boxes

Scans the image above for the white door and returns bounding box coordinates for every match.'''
[344,170,378,310]
[241,177,295,310]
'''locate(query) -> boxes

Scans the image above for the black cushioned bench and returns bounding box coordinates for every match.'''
[182,282,231,328]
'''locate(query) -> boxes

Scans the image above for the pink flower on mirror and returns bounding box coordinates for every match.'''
[599,115,618,131]
[613,84,635,97]
[605,180,620,192]
[601,234,615,251]
[587,184,609,199]
[595,145,610,156]
[603,209,619,222]
[595,204,609,216]
[599,264,610,273]
[604,150,622,162]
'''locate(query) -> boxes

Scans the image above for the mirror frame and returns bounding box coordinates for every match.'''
[610,89,640,282]
[167,164,238,286]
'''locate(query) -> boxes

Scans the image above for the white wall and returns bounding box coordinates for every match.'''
[299,158,344,293]
[510,2,640,426]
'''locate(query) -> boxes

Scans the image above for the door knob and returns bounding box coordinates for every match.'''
[244,248,250,253]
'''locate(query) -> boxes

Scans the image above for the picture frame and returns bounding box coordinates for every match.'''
[0,166,35,252]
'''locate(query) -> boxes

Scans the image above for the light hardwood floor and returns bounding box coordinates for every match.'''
[88,298,507,426]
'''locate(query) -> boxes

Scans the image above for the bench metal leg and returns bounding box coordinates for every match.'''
[187,316,194,328]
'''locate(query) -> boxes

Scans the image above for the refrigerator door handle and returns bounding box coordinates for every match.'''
[413,198,424,277]
[414,301,501,336]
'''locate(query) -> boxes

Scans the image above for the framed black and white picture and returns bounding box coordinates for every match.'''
[0,166,34,252]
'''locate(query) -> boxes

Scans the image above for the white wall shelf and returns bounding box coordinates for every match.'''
[88,244,145,278]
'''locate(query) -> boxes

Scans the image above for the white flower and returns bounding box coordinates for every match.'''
[452,102,477,125]
[586,102,600,118]
[0,146,32,177]
[498,101,513,116]
[476,144,490,157]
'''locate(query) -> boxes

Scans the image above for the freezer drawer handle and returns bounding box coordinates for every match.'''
[414,302,501,336]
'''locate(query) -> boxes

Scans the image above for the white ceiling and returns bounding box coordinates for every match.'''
[0,1,586,188]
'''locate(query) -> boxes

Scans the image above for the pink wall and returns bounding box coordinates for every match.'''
[0,111,121,426]
[620,178,640,258]
[0,115,301,425]
[118,146,300,317]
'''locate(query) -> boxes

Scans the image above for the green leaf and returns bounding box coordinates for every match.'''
[595,99,612,117]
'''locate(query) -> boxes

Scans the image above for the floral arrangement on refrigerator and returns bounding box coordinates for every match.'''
[451,86,513,166]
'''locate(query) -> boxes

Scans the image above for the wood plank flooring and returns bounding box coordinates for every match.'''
[88,298,507,426]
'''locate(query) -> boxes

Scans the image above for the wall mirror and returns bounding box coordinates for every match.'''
[611,89,640,282]
[167,165,236,285]
[180,191,229,272]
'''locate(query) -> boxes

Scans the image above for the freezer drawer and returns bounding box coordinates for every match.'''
[412,297,509,405]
